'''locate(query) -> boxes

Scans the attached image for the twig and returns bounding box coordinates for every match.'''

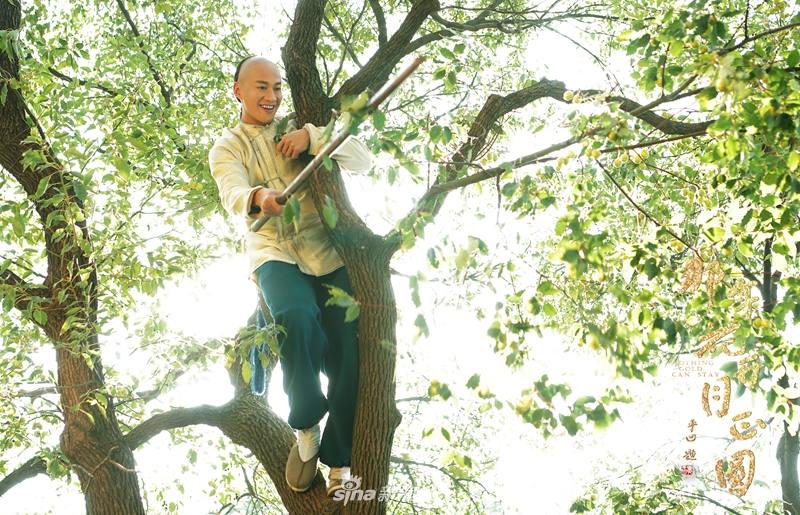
[115,0,173,106]
[724,21,800,54]
[47,67,119,97]
[595,159,700,257]
[661,486,744,515]
[601,130,707,155]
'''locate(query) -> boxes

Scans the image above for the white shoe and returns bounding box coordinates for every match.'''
[327,466,351,496]
[297,424,320,462]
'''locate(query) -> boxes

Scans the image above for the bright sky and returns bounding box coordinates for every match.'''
[4,1,794,514]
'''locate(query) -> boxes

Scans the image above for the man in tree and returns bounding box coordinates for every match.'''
[208,56,372,496]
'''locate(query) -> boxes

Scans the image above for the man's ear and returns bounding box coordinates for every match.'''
[233,82,241,103]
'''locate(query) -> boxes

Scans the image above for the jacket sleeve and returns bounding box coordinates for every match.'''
[209,141,261,218]
[303,122,373,173]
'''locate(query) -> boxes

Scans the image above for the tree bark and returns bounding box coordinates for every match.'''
[777,373,800,515]
[763,241,799,515]
[54,342,145,515]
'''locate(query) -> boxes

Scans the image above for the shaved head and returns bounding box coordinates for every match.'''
[233,56,283,125]
[234,56,280,82]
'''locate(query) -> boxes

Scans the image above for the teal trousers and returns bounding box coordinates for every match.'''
[255,261,358,467]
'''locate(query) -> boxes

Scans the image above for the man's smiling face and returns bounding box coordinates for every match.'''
[234,57,283,126]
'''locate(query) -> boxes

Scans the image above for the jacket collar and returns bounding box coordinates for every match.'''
[238,119,278,138]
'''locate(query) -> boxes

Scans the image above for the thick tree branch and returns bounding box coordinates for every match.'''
[0,456,47,497]
[3,387,335,511]
[403,3,611,55]
[421,133,582,200]
[1,403,229,497]
[333,0,440,101]
[386,74,714,250]
[283,0,329,124]
[368,0,388,47]
[115,0,173,107]
[0,10,85,309]
[124,404,225,450]
[0,268,50,313]
[559,89,711,136]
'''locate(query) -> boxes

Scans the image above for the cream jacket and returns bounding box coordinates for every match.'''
[209,117,372,278]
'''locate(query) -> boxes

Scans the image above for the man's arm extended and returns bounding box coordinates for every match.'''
[209,143,263,218]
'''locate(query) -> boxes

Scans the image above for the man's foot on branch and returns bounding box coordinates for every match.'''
[297,424,320,461]
[285,424,320,493]
[327,466,351,497]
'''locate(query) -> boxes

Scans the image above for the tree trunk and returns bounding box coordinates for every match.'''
[0,2,146,512]
[55,342,145,514]
[777,374,800,515]
[345,255,402,515]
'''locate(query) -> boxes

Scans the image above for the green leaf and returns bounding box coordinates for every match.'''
[559,414,579,436]
[438,383,452,400]
[466,373,480,389]
[241,361,252,383]
[33,176,50,199]
[322,195,338,229]
[372,109,385,131]
[442,126,452,144]
[282,196,302,231]
[94,392,108,416]
[537,281,558,296]
[788,50,800,68]
[415,313,429,337]
[272,116,291,142]
[788,152,799,172]
[441,427,451,441]
[33,310,47,325]
[439,47,455,60]
[322,154,334,171]
[345,304,360,322]
[445,71,457,88]
[324,284,360,322]
[409,275,421,307]
[454,249,470,271]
